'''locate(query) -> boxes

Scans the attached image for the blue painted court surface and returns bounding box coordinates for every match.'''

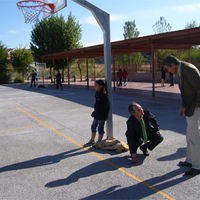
[0,84,199,200]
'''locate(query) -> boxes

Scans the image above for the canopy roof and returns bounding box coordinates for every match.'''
[41,27,200,60]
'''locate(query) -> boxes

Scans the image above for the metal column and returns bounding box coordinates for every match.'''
[151,47,155,97]
[86,58,89,88]
[67,59,70,87]
[72,0,113,138]
[112,56,116,91]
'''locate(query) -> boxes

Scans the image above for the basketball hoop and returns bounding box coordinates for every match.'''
[17,0,54,23]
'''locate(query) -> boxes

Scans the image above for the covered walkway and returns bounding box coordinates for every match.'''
[41,27,200,96]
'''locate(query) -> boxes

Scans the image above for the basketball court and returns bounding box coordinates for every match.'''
[0,84,200,200]
[0,0,199,199]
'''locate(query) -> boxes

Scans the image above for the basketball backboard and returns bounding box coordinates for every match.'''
[44,0,67,18]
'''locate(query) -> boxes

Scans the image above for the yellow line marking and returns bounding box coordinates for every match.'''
[0,123,40,133]
[16,105,174,200]
[0,108,18,113]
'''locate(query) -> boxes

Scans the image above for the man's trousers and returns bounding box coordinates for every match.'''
[186,108,200,169]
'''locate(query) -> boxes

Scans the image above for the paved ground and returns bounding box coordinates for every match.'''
[0,84,199,200]
[66,81,180,94]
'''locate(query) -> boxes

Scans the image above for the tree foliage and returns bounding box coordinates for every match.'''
[153,16,172,34]
[123,20,140,39]
[0,42,10,84]
[115,20,143,66]
[30,13,82,62]
[115,53,144,65]
[11,48,33,77]
[179,48,200,65]
[185,20,199,29]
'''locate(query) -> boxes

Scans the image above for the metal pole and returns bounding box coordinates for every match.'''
[155,52,157,83]
[67,59,70,87]
[129,54,133,82]
[151,48,155,97]
[112,56,116,91]
[94,58,96,83]
[72,0,113,138]
[53,59,55,86]
[86,58,89,88]
[188,48,191,63]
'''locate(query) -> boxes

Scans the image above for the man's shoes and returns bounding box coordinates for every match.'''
[131,157,137,163]
[140,145,149,156]
[131,154,137,163]
[84,139,95,147]
[178,161,192,168]
[185,168,200,176]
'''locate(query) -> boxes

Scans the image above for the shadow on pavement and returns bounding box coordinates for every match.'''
[0,147,86,173]
[157,147,186,161]
[3,84,186,135]
[80,168,192,199]
[45,155,146,188]
[0,146,132,174]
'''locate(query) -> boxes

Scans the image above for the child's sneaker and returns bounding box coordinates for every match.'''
[84,139,95,147]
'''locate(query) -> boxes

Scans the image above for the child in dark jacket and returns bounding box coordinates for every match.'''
[86,80,110,146]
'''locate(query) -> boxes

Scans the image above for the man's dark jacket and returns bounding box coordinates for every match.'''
[179,61,200,117]
[125,110,160,154]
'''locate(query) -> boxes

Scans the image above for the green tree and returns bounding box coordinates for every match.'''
[31,13,82,82]
[116,20,143,66]
[157,49,179,64]
[123,20,140,39]
[115,53,144,65]
[185,20,199,29]
[153,16,172,34]
[11,48,33,78]
[179,48,200,65]
[30,13,82,60]
[0,42,10,84]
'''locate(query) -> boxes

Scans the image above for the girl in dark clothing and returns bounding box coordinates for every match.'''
[86,80,110,146]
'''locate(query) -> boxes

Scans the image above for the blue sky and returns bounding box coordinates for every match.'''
[1,0,200,48]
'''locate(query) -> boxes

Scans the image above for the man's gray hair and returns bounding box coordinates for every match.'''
[128,102,139,114]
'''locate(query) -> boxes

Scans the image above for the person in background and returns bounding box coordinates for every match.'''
[85,80,110,146]
[118,68,123,87]
[122,69,128,86]
[163,55,200,176]
[125,102,163,163]
[30,69,37,88]
[161,66,166,87]
[169,72,174,86]
[56,70,63,90]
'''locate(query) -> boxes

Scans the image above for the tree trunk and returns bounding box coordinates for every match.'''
[78,62,82,82]
[22,72,25,83]
[50,67,53,83]
[62,67,65,82]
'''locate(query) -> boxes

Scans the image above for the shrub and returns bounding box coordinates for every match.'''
[0,42,10,84]
[14,77,24,83]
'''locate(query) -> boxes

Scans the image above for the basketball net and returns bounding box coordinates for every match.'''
[17,1,54,23]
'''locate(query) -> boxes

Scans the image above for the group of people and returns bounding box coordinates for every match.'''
[86,55,200,176]
[117,69,128,87]
[29,69,63,89]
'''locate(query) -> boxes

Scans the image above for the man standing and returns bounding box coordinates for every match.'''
[30,69,37,88]
[56,70,63,90]
[125,102,163,163]
[163,55,200,176]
